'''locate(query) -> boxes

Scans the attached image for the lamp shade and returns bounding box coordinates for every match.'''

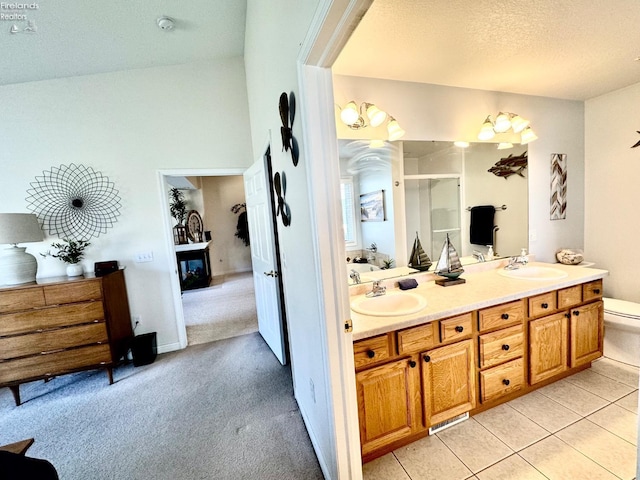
[493,112,511,133]
[0,213,43,245]
[510,114,530,133]
[478,116,496,141]
[340,101,359,125]
[387,117,405,141]
[365,103,387,127]
[520,127,538,144]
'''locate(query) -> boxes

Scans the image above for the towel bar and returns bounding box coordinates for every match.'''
[466,204,507,211]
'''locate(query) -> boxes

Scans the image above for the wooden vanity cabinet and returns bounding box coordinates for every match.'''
[570,301,603,367]
[529,312,568,384]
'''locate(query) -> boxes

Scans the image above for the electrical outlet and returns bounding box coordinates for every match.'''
[134,251,154,263]
[309,378,316,403]
[529,230,538,242]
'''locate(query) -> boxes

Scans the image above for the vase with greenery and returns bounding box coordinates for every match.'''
[169,188,188,244]
[42,238,91,277]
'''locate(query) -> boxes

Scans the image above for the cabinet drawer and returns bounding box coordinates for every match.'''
[528,292,557,318]
[0,302,104,337]
[478,300,524,332]
[480,358,524,403]
[583,280,603,302]
[479,325,524,368]
[397,322,438,355]
[440,313,473,342]
[0,287,45,314]
[0,322,108,360]
[558,285,582,309]
[44,281,102,305]
[0,344,112,384]
[354,334,392,370]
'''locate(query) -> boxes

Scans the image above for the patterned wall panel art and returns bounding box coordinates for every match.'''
[550,153,567,220]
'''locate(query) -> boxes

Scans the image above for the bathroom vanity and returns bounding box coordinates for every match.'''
[350,262,606,462]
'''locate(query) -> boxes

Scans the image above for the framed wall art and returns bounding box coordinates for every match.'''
[360,189,385,222]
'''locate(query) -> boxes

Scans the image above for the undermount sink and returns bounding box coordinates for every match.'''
[498,266,568,280]
[351,291,427,317]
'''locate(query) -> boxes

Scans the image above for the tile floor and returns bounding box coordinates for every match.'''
[363,357,638,480]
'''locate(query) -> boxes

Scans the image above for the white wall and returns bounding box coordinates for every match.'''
[201,176,252,276]
[244,1,340,478]
[585,82,640,301]
[333,75,585,263]
[0,58,253,351]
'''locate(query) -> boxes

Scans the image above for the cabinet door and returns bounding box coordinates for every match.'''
[570,301,603,367]
[529,313,568,384]
[356,356,421,456]
[422,339,476,426]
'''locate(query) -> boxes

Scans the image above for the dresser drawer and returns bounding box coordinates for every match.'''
[397,322,438,355]
[558,285,582,309]
[478,300,524,332]
[44,281,102,305]
[583,280,603,302]
[0,287,45,314]
[0,302,104,337]
[0,344,112,384]
[479,358,524,403]
[440,313,473,342]
[0,322,108,360]
[479,324,524,368]
[528,292,557,318]
[354,334,393,370]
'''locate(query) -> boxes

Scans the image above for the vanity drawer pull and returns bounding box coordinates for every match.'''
[501,313,509,320]
[594,289,601,294]
[409,360,417,368]
[565,312,571,318]
[502,379,510,386]
[455,326,464,333]
[502,344,510,351]
[572,311,580,316]
[541,303,549,309]
[423,355,431,363]
[366,350,375,358]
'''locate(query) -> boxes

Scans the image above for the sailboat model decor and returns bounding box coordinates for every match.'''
[434,233,465,286]
[408,232,432,271]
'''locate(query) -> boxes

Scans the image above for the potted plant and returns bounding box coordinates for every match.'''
[42,238,91,277]
[169,188,188,244]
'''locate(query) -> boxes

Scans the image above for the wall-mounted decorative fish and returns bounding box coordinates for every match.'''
[488,151,528,179]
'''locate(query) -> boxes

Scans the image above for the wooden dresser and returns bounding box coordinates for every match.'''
[0,269,133,406]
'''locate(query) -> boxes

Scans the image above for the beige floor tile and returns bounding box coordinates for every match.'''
[362,453,411,480]
[537,378,610,416]
[435,418,513,473]
[475,454,548,480]
[508,390,582,433]
[520,435,619,479]
[588,404,638,446]
[564,368,636,402]
[592,357,640,388]
[555,419,637,479]
[616,391,639,414]
[473,403,550,451]
[393,435,473,480]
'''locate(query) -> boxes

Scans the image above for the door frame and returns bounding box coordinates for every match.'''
[157,167,247,349]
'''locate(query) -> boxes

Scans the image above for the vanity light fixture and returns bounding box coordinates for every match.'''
[338,101,406,141]
[454,141,470,148]
[497,142,513,150]
[477,112,536,144]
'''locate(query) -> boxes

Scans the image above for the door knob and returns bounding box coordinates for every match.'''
[264,270,279,277]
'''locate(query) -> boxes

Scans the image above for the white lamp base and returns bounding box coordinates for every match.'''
[0,246,38,285]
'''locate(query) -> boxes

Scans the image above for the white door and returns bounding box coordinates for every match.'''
[243,152,287,365]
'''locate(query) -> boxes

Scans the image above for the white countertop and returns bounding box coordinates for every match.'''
[351,261,608,341]
[175,241,211,252]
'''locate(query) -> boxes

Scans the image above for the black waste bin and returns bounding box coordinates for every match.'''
[131,332,157,367]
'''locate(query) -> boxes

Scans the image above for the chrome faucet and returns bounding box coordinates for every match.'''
[505,254,528,270]
[472,250,486,262]
[349,269,361,284]
[365,280,386,298]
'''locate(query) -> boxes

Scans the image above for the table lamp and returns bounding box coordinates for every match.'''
[0,213,44,285]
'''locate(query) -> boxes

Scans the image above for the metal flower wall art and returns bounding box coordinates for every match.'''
[26,163,122,239]
[279,91,299,166]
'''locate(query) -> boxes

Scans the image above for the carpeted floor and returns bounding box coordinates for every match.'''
[0,333,324,480]
[183,272,259,346]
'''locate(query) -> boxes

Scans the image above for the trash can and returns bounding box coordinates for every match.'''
[131,332,157,367]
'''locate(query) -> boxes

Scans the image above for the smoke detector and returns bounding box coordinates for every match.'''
[157,16,175,31]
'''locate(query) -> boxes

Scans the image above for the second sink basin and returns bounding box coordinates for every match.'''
[351,291,427,317]
[498,266,568,280]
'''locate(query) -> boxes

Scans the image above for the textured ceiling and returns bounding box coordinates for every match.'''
[333,0,640,100]
[1,0,246,86]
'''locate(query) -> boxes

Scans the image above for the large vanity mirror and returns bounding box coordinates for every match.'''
[340,140,529,284]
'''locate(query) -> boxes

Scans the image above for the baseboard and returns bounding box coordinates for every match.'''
[210,268,253,277]
[156,341,183,354]
[296,394,334,480]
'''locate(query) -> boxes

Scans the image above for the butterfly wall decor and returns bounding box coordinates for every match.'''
[279,92,299,166]
[273,171,291,227]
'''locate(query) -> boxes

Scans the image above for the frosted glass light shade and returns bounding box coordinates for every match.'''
[520,127,538,144]
[478,117,496,141]
[497,142,513,150]
[340,101,359,125]
[510,115,530,133]
[493,112,511,133]
[365,103,387,127]
[387,118,405,141]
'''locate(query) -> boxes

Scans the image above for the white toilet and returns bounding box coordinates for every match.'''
[603,297,640,367]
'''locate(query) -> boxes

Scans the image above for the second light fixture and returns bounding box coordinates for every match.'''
[339,101,406,141]
[478,112,537,145]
